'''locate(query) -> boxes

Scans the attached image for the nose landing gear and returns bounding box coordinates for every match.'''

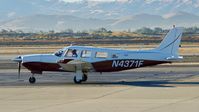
[29,77,36,84]
[29,74,36,84]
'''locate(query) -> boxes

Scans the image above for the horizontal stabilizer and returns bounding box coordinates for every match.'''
[166,56,183,61]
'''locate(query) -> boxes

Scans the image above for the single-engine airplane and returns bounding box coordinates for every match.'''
[13,27,183,84]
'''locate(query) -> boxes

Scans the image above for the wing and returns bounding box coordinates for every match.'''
[59,60,94,72]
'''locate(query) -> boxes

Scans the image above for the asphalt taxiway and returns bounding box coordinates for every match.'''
[0,65,199,112]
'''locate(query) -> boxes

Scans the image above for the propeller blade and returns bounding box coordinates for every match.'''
[18,62,21,79]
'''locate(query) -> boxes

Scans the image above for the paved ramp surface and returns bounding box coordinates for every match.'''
[0,66,199,112]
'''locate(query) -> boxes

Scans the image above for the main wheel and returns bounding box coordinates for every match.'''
[29,77,36,84]
[73,76,82,84]
[82,74,88,82]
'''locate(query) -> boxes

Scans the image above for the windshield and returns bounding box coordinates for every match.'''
[54,49,64,57]
[65,49,79,57]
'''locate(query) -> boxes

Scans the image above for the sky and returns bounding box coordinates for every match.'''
[62,0,117,2]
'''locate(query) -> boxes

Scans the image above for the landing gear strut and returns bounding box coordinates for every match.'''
[29,74,36,84]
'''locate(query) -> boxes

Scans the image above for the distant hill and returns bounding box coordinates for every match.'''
[0,15,114,32]
[0,0,199,31]
[1,0,199,21]
[109,12,199,30]
[1,12,199,31]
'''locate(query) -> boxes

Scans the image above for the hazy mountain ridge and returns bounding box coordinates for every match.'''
[1,0,199,20]
[0,14,115,32]
[0,0,199,31]
[1,12,199,31]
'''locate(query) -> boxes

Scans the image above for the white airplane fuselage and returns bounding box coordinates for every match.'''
[18,46,179,73]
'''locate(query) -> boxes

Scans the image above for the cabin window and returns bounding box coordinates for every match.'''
[81,50,92,58]
[95,52,108,58]
[65,49,79,57]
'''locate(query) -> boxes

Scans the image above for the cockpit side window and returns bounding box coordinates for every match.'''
[65,49,79,57]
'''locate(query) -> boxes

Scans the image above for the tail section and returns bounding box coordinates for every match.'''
[155,27,183,56]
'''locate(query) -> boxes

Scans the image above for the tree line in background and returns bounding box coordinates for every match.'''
[0,28,113,39]
[135,27,199,35]
[0,27,199,39]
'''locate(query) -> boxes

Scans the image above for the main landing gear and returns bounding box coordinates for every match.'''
[73,73,88,84]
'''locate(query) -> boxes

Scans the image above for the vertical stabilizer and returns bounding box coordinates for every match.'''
[155,27,183,56]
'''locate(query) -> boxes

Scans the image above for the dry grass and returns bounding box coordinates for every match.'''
[180,48,199,55]
[0,46,63,55]
[111,32,142,37]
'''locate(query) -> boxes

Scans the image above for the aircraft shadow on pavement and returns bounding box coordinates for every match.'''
[84,80,199,87]
[1,80,199,87]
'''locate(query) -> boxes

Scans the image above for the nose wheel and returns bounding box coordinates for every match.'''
[29,77,36,84]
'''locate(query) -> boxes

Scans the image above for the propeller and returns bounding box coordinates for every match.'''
[13,56,22,79]
[18,61,21,79]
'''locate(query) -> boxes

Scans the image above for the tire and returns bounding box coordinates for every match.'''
[82,74,88,82]
[29,77,36,84]
[73,76,82,84]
